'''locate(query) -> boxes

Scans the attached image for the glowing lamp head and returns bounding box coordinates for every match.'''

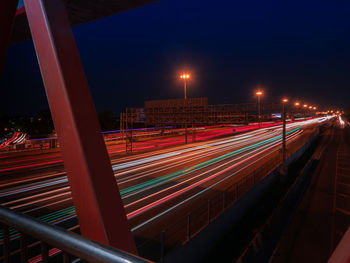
[313,107,317,110]
[282,98,288,103]
[295,102,300,106]
[256,90,263,96]
[180,73,190,79]
[303,104,308,108]
[309,106,312,109]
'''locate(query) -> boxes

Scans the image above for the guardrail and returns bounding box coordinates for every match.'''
[0,206,151,263]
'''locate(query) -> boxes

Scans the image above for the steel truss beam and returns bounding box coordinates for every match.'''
[21,0,137,254]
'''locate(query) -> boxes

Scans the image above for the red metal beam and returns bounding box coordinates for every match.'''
[23,0,137,254]
[0,0,18,73]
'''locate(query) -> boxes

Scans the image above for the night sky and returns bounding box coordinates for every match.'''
[1,0,350,115]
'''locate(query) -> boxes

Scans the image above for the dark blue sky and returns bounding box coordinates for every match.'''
[1,0,350,115]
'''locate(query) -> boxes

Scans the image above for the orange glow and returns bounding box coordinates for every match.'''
[313,107,317,110]
[180,73,190,79]
[282,98,288,103]
[256,90,263,96]
[295,102,300,106]
[309,106,312,109]
[303,104,308,108]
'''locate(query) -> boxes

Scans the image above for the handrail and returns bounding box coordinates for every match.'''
[0,205,151,263]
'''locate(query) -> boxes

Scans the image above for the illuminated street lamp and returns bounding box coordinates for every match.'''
[302,104,308,118]
[180,73,190,100]
[256,90,263,128]
[282,98,288,166]
[292,101,300,121]
[180,73,190,143]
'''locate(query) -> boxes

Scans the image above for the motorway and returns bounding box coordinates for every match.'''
[0,118,327,261]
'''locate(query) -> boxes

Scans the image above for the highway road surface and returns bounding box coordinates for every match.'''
[0,117,329,261]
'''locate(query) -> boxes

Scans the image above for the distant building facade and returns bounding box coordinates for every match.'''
[125,98,307,127]
[143,97,282,127]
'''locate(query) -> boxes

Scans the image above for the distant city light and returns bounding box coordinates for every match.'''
[295,102,300,106]
[303,104,308,108]
[282,98,288,103]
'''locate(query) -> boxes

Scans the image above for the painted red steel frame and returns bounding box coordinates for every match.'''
[17,0,137,254]
[0,0,19,72]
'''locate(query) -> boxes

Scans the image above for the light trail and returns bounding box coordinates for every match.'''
[0,160,63,172]
[0,118,322,248]
[0,127,302,234]
[126,128,302,217]
[130,130,302,231]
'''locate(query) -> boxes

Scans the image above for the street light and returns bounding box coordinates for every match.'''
[293,102,300,121]
[282,98,288,166]
[180,73,191,143]
[180,73,190,100]
[302,104,308,118]
[256,90,263,128]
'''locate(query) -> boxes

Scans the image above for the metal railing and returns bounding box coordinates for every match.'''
[0,205,151,263]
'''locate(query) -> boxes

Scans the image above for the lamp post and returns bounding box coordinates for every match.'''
[308,106,313,117]
[303,104,308,118]
[256,90,263,128]
[180,73,190,143]
[180,73,190,99]
[282,98,288,165]
[294,102,300,121]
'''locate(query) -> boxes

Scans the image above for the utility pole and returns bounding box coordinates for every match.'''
[125,108,133,153]
[130,111,133,153]
[282,99,288,165]
[125,108,128,153]
[256,90,263,128]
[192,124,196,142]
[180,73,190,144]
[120,112,123,142]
